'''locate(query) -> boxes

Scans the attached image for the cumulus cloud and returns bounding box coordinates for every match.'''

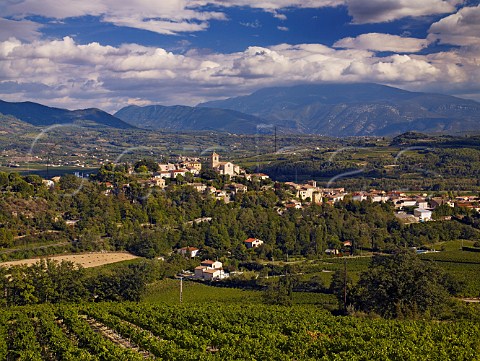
[2,35,479,110]
[334,33,428,53]
[0,0,345,37]
[1,0,470,38]
[192,0,345,11]
[2,0,227,35]
[346,0,462,23]
[0,18,42,41]
[429,5,480,46]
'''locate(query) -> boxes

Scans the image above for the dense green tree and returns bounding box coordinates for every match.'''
[352,251,455,318]
[134,158,159,172]
[262,273,296,306]
[330,267,354,312]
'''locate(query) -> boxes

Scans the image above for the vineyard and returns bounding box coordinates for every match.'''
[1,302,479,360]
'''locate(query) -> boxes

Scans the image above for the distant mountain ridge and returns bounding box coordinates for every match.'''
[0,100,134,129]
[4,83,480,136]
[114,104,289,133]
[199,83,480,136]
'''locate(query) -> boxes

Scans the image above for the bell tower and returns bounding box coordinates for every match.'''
[211,152,219,168]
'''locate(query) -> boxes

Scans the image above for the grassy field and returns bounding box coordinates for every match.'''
[143,278,338,308]
[420,240,480,297]
[144,278,263,304]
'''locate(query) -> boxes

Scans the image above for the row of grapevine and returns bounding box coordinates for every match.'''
[103,302,480,360]
[5,311,43,360]
[83,304,193,360]
[1,302,480,360]
[55,306,145,361]
[0,311,8,360]
[108,304,210,353]
[29,306,96,360]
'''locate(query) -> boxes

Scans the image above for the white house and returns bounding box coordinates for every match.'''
[414,208,432,221]
[200,260,223,269]
[394,198,418,209]
[416,201,429,209]
[157,171,172,179]
[189,183,207,192]
[352,192,368,202]
[202,268,228,281]
[244,238,264,249]
[177,246,199,258]
[245,173,270,181]
[171,169,187,178]
[195,260,228,280]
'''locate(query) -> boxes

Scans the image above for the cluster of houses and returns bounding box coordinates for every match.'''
[154,153,249,179]
[352,191,478,222]
[155,156,202,179]
[89,152,480,221]
[284,180,347,205]
[177,237,264,281]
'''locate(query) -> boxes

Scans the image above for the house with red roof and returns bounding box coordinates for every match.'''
[244,238,264,249]
[177,246,199,258]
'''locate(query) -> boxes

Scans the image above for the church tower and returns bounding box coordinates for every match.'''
[211,152,220,168]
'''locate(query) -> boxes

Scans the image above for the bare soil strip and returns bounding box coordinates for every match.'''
[83,316,153,359]
[0,252,139,268]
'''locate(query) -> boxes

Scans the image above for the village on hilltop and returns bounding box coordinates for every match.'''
[38,152,480,281]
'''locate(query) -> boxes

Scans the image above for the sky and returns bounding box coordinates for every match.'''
[0,0,479,113]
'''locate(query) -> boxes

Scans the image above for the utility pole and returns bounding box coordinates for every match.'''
[343,256,347,314]
[179,277,183,304]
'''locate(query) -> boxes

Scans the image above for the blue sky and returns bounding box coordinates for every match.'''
[0,1,479,112]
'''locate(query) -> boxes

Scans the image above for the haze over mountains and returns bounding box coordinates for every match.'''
[114,105,279,134]
[0,100,133,129]
[2,83,480,136]
[198,83,480,136]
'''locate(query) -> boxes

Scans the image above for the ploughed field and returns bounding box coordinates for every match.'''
[0,252,138,269]
[1,302,479,360]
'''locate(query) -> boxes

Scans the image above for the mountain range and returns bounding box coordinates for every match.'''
[198,83,480,136]
[0,100,133,129]
[2,83,480,136]
[113,105,281,134]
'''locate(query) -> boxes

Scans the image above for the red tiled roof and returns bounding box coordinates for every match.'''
[180,246,199,251]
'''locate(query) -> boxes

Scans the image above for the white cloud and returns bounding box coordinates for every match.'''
[240,20,262,29]
[346,0,462,23]
[429,5,480,46]
[272,11,288,20]
[0,18,42,41]
[0,0,341,37]
[2,0,227,35]
[1,0,469,38]
[0,35,479,111]
[334,33,428,53]
[192,0,345,11]
[277,26,289,31]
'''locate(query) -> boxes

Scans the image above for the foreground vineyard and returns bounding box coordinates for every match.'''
[1,303,479,360]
